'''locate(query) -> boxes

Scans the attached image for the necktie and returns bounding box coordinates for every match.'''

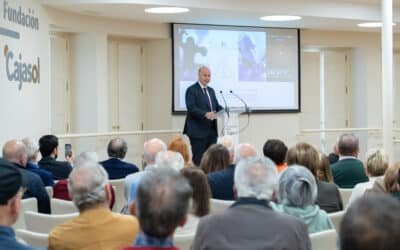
[202,88,212,111]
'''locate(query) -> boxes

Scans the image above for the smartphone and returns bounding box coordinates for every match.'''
[65,143,72,158]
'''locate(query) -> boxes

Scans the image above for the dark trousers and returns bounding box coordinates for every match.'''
[189,134,217,166]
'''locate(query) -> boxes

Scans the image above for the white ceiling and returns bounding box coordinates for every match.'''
[41,0,400,32]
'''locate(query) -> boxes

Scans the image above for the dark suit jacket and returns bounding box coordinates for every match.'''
[192,197,311,250]
[316,181,343,213]
[331,158,369,188]
[26,161,54,187]
[38,156,72,180]
[183,82,223,139]
[207,164,235,200]
[11,163,50,214]
[100,158,139,180]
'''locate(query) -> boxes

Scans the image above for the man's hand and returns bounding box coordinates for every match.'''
[205,111,215,120]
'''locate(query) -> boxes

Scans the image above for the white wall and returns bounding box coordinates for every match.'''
[0,0,50,148]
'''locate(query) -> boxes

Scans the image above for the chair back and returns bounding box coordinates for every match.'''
[24,211,78,234]
[13,198,38,230]
[16,229,48,248]
[174,233,195,250]
[210,198,234,214]
[109,178,125,213]
[45,186,53,198]
[51,198,78,214]
[339,188,353,208]
[328,210,345,234]
[310,229,338,250]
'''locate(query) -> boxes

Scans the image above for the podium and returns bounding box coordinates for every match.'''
[217,106,247,146]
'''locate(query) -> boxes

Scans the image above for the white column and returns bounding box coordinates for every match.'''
[381,0,393,160]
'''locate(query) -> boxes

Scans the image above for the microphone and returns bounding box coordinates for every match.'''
[220,90,230,119]
[229,90,250,113]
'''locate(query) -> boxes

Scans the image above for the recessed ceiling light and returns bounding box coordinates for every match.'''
[144,7,189,14]
[260,15,302,21]
[357,22,396,28]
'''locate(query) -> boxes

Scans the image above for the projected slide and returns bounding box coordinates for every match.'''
[173,24,299,113]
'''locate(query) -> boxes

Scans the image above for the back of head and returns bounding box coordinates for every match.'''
[39,134,58,157]
[181,167,211,217]
[263,139,288,165]
[168,135,192,166]
[74,151,99,167]
[199,144,230,173]
[233,143,257,164]
[278,165,317,208]
[338,133,359,156]
[155,150,184,171]
[217,135,235,153]
[107,138,127,159]
[22,137,38,161]
[286,142,319,176]
[137,167,192,238]
[340,194,400,250]
[234,156,278,200]
[365,148,389,177]
[384,162,400,193]
[2,140,27,166]
[317,153,334,182]
[68,161,109,211]
[143,138,167,165]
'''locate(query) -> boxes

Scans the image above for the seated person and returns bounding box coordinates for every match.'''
[168,134,193,168]
[263,139,288,173]
[100,138,139,179]
[271,165,334,234]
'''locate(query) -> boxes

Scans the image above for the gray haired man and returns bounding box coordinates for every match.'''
[193,156,311,250]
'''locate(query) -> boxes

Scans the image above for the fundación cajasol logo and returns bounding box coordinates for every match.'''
[1,0,41,91]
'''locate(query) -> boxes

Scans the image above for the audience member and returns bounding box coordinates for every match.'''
[330,133,369,188]
[216,135,235,164]
[207,143,256,200]
[124,138,167,207]
[199,144,230,174]
[123,168,192,250]
[100,138,139,179]
[340,194,400,250]
[317,153,334,182]
[49,161,139,250]
[2,140,50,214]
[328,142,339,164]
[286,142,343,212]
[383,162,400,199]
[22,137,54,187]
[263,139,288,173]
[0,160,37,250]
[38,135,72,180]
[271,165,334,233]
[192,157,310,250]
[176,167,211,235]
[348,148,388,205]
[168,134,193,167]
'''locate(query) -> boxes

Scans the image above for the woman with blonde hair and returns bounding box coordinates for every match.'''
[286,142,343,213]
[168,134,193,167]
[349,148,389,205]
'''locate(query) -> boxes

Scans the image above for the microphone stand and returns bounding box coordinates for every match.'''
[229,90,251,133]
[220,90,230,135]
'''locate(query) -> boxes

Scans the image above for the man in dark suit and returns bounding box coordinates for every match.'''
[184,66,223,166]
[2,140,50,214]
[100,138,139,179]
[192,157,310,250]
[331,133,369,188]
[38,134,73,180]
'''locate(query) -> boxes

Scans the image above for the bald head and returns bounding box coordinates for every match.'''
[338,133,359,156]
[234,143,257,164]
[2,140,28,167]
[143,138,167,165]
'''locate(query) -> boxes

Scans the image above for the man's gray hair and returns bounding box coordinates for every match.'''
[74,151,99,167]
[155,150,184,171]
[277,165,318,207]
[338,133,359,156]
[22,137,38,161]
[233,143,257,164]
[143,138,167,164]
[68,161,109,211]
[234,156,278,200]
[137,167,192,238]
[217,135,235,154]
[107,138,128,159]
